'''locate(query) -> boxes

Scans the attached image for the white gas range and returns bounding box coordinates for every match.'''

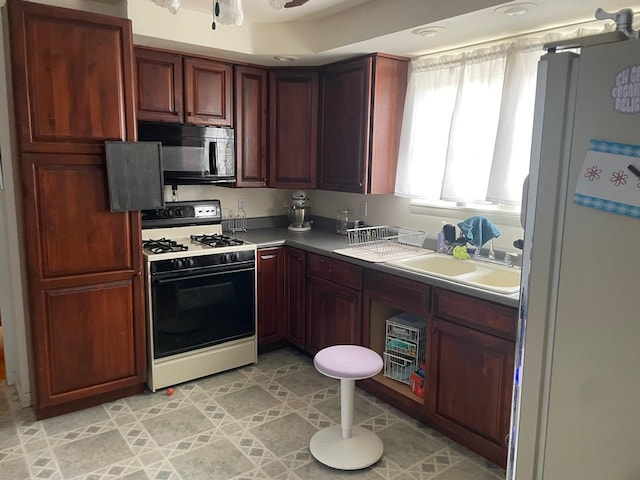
[141,200,257,392]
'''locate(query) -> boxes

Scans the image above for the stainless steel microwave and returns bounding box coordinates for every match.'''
[137,121,235,185]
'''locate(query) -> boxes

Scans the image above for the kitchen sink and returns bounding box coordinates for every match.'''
[470,268,522,290]
[386,253,521,294]
[391,254,478,276]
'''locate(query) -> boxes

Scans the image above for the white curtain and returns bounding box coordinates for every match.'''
[396,28,609,205]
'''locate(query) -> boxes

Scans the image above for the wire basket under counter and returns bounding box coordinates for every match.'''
[346,226,426,259]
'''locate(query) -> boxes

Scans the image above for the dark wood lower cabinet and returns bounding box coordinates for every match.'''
[284,248,306,349]
[305,253,363,356]
[306,276,362,355]
[43,281,140,396]
[20,156,145,420]
[427,318,514,467]
[257,247,285,349]
[359,272,515,468]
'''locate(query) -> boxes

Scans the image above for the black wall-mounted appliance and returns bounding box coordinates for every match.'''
[138,121,235,185]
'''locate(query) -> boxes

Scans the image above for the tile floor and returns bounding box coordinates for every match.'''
[0,347,506,479]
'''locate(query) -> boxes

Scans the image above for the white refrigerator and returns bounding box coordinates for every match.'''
[509,37,640,479]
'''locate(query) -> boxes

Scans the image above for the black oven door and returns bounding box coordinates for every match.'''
[150,266,255,359]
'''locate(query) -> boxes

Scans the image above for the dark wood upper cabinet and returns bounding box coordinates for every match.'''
[268,69,318,189]
[8,0,145,419]
[134,48,183,123]
[184,56,233,127]
[9,0,135,154]
[134,48,232,127]
[235,65,268,187]
[318,54,408,194]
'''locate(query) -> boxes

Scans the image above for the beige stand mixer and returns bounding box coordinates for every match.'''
[287,191,311,232]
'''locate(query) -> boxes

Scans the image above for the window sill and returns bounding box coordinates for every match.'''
[408,199,523,228]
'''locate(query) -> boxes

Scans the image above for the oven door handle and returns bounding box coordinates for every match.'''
[152,266,255,284]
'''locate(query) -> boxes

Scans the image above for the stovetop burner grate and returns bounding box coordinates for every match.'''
[142,238,189,254]
[190,234,245,248]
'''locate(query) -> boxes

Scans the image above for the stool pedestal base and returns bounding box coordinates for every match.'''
[309,425,383,470]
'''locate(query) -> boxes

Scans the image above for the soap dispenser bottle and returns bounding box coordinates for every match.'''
[437,231,446,253]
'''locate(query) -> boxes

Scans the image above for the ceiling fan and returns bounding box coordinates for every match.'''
[268,0,310,9]
[151,0,312,29]
[283,0,310,7]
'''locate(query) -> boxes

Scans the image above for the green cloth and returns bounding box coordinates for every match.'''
[452,245,471,260]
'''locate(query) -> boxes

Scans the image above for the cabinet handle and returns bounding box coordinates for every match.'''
[504,433,510,446]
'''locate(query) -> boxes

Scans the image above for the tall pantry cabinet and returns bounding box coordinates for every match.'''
[7,0,146,418]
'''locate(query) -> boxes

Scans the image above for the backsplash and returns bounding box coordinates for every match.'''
[165,185,524,252]
[311,190,524,252]
[163,185,294,220]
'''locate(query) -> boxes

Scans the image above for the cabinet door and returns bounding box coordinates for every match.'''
[21,153,145,418]
[428,318,514,467]
[134,48,183,123]
[8,0,145,419]
[306,277,361,355]
[184,57,233,126]
[8,0,135,154]
[257,247,285,347]
[368,55,409,194]
[268,69,318,189]
[284,247,306,349]
[235,65,267,187]
[318,57,372,193]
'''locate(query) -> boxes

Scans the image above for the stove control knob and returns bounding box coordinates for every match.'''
[174,208,183,217]
[185,258,196,268]
[172,258,184,269]
[164,209,174,218]
[230,252,239,262]
[219,254,228,264]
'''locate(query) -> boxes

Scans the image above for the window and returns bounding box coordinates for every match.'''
[395,28,607,207]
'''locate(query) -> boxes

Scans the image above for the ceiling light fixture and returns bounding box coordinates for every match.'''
[495,2,537,17]
[411,26,446,37]
[274,55,299,62]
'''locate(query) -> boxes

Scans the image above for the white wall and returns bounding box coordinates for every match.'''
[163,185,294,221]
[311,190,523,253]
[0,2,32,406]
[167,185,524,254]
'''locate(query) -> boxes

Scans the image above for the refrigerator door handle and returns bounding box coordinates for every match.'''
[520,175,529,229]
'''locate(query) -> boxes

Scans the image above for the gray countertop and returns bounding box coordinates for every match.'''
[236,226,520,308]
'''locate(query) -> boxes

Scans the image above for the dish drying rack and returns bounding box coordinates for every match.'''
[343,226,427,261]
[226,208,247,233]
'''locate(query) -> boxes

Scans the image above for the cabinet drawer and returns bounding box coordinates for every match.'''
[307,253,362,290]
[365,270,429,312]
[432,289,517,341]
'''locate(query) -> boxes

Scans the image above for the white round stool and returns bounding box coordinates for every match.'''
[309,345,384,470]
